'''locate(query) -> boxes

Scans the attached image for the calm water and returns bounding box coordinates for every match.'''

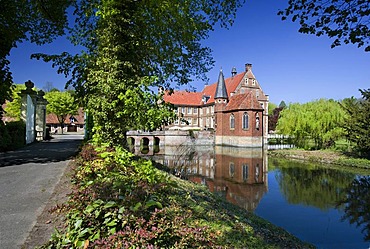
[139,145,370,249]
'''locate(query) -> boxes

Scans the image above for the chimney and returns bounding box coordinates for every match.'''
[231,67,237,77]
[245,63,252,72]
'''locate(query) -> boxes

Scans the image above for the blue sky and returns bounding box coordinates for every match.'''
[8,0,369,105]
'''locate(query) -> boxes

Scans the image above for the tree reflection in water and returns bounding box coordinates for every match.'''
[271,158,355,210]
[337,176,370,241]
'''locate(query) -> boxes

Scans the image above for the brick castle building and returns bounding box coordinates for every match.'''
[163,63,269,147]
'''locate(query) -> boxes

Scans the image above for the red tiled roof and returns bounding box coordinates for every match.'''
[225,90,263,111]
[164,72,246,106]
[46,108,84,125]
[163,91,203,106]
[202,72,245,104]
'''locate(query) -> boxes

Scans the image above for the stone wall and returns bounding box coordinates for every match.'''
[163,130,214,146]
[215,135,263,148]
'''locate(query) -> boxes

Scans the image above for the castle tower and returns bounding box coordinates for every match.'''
[214,69,228,141]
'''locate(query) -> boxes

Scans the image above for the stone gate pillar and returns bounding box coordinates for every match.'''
[35,90,48,141]
[20,80,37,144]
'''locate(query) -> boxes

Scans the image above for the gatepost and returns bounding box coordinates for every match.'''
[20,80,48,144]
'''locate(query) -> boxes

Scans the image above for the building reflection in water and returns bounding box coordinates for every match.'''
[148,145,268,212]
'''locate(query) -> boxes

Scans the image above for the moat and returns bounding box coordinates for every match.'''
[136,145,370,249]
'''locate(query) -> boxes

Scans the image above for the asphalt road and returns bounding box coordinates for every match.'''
[0,134,83,249]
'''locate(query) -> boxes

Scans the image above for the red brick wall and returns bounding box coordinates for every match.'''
[215,109,263,138]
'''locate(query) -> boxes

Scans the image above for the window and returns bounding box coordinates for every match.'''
[242,164,249,182]
[206,107,210,114]
[193,107,198,114]
[193,118,198,125]
[211,106,214,113]
[187,107,192,114]
[242,112,249,129]
[230,114,235,129]
[174,107,178,113]
[256,114,260,130]
[174,119,179,125]
[181,107,185,114]
[188,118,192,125]
[229,163,235,178]
[245,78,249,85]
[252,79,256,86]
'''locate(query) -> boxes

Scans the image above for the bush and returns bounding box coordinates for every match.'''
[0,121,25,152]
[0,122,12,151]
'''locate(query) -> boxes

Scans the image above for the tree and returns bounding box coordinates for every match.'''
[341,89,370,158]
[278,0,370,51]
[276,99,347,149]
[337,176,370,241]
[34,0,244,146]
[44,91,78,134]
[268,106,284,132]
[268,102,277,116]
[42,81,60,92]
[0,0,70,118]
[3,84,27,121]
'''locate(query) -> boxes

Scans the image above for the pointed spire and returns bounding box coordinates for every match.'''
[215,69,228,99]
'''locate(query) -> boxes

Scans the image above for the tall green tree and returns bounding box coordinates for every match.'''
[341,89,370,158]
[278,0,370,51]
[34,0,244,146]
[276,99,347,149]
[0,0,70,118]
[44,90,78,134]
[3,84,27,121]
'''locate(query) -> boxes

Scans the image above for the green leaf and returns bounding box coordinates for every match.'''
[130,202,142,212]
[145,200,163,209]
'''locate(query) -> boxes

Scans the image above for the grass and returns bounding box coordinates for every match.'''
[269,149,370,170]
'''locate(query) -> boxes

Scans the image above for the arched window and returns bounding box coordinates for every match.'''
[242,112,249,129]
[256,113,260,130]
[230,114,235,129]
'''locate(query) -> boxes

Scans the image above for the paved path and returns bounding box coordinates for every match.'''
[0,134,83,249]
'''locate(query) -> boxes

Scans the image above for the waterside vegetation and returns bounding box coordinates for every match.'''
[269,149,370,170]
[41,144,313,248]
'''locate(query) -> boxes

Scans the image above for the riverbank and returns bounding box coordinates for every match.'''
[35,144,313,248]
[268,149,370,169]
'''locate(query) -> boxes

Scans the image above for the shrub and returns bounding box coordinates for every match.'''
[0,121,25,151]
[0,122,11,151]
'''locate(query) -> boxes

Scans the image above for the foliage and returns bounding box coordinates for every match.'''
[337,176,370,241]
[268,107,284,132]
[33,0,244,146]
[278,100,287,109]
[44,91,78,134]
[278,0,370,51]
[341,89,370,159]
[270,157,355,210]
[42,144,312,248]
[3,84,28,120]
[268,102,277,116]
[0,0,70,118]
[0,120,25,151]
[276,99,347,149]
